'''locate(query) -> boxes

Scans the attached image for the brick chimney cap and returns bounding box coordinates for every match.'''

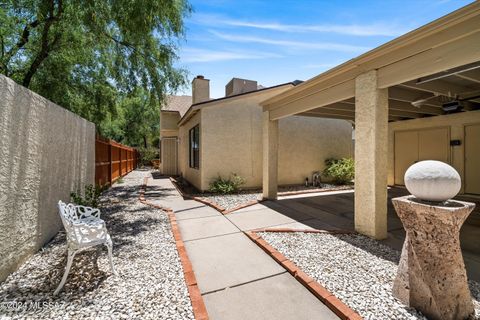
[196,75,204,79]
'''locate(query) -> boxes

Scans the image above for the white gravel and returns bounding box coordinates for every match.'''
[260,232,480,320]
[198,191,262,210]
[0,170,194,320]
[197,184,352,211]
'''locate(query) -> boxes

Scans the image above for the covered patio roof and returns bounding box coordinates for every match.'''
[260,1,480,240]
[297,68,480,122]
[261,2,480,121]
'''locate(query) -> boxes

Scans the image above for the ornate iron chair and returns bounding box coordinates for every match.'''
[54,201,117,295]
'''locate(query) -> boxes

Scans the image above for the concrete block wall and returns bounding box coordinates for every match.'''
[0,75,95,282]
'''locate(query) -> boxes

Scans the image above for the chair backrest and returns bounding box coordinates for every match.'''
[57,201,79,233]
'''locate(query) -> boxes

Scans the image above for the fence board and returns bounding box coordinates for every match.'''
[95,135,139,187]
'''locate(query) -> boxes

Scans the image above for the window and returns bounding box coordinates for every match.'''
[189,125,200,169]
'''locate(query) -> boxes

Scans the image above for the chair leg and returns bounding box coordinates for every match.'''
[54,249,76,295]
[94,246,101,271]
[106,241,118,276]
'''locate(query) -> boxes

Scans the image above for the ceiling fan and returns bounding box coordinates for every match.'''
[410,61,480,111]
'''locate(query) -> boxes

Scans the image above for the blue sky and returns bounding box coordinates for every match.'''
[175,0,473,98]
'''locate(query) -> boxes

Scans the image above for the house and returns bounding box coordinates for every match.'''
[260,2,480,239]
[160,76,353,191]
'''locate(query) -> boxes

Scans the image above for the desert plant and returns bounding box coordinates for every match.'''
[70,184,102,208]
[209,174,246,194]
[323,158,354,184]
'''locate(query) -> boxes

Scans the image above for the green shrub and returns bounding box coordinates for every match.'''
[138,147,159,166]
[209,174,245,194]
[70,184,102,207]
[323,158,354,184]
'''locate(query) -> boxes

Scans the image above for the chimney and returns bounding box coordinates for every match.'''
[192,75,210,104]
[225,78,258,97]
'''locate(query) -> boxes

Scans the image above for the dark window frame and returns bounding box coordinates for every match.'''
[189,125,200,169]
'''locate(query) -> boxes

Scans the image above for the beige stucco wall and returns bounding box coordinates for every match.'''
[160,111,181,138]
[183,86,353,191]
[0,75,95,282]
[279,116,353,185]
[387,110,480,193]
[178,111,202,190]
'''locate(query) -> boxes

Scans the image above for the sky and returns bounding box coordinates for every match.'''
[175,0,474,98]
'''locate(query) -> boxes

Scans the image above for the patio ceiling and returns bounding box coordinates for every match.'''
[298,64,480,122]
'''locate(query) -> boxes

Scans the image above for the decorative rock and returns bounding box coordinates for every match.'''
[392,195,475,320]
[404,160,461,202]
[0,169,195,320]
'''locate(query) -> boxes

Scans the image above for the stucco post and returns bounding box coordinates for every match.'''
[354,70,388,239]
[263,110,278,199]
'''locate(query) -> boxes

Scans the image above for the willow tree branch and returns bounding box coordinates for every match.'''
[22,0,63,87]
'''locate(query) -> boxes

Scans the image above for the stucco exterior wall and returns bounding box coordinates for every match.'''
[387,110,480,193]
[178,111,202,190]
[189,86,352,191]
[278,116,353,185]
[160,111,181,138]
[201,93,265,190]
[0,75,95,282]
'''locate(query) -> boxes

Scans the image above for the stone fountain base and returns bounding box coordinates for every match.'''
[392,195,475,320]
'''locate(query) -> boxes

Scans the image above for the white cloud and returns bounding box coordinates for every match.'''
[210,31,371,53]
[192,14,409,37]
[181,48,282,63]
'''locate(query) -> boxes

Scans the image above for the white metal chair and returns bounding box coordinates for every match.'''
[54,201,117,295]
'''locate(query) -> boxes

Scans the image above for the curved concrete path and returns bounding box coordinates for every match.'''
[144,174,339,320]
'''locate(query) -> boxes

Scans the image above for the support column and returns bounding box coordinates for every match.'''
[354,70,388,239]
[263,111,278,200]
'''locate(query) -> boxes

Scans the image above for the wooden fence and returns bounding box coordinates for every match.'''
[95,135,140,186]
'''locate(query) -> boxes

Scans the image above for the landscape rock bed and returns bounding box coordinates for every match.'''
[192,184,352,211]
[260,232,480,320]
[0,170,194,320]
[197,191,262,211]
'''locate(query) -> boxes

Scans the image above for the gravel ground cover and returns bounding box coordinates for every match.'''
[198,191,262,210]
[0,170,194,320]
[260,232,480,320]
[193,184,352,211]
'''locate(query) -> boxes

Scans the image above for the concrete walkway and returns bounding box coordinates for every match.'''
[144,175,339,320]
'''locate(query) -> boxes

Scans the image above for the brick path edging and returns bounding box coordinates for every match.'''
[139,177,209,320]
[245,229,363,320]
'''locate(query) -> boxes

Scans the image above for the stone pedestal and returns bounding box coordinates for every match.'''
[392,195,475,320]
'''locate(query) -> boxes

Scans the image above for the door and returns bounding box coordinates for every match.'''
[418,128,449,162]
[394,127,450,185]
[161,137,178,175]
[394,131,418,185]
[465,124,480,194]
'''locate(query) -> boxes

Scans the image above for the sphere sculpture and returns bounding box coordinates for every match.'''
[404,160,461,202]
[392,161,474,320]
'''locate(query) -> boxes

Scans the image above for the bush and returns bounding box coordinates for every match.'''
[70,184,102,207]
[138,147,159,166]
[323,158,354,184]
[209,173,245,194]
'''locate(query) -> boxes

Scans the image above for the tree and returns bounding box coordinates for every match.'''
[100,88,160,149]
[0,0,190,137]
